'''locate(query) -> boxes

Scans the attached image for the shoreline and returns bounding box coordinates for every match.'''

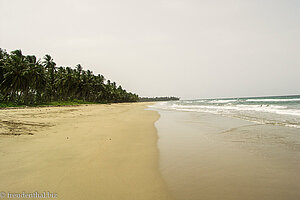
[0,103,172,200]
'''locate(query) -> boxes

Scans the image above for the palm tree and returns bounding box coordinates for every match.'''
[0,50,29,102]
[63,67,76,100]
[0,49,8,89]
[0,49,9,101]
[25,55,46,103]
[42,54,56,101]
[0,48,139,105]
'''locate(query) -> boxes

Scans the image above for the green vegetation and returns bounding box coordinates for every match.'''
[139,96,180,102]
[0,100,94,108]
[0,48,139,107]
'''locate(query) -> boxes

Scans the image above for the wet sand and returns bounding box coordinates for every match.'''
[0,103,172,200]
[154,109,300,200]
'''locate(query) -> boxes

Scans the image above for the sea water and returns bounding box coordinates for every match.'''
[152,95,300,129]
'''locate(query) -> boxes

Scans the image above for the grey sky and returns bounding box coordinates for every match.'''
[0,0,299,99]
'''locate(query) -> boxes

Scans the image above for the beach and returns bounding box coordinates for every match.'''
[1,0,299,199]
[0,103,172,200]
[1,101,300,200]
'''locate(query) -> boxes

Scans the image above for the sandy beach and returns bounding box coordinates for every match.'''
[0,103,172,200]
[1,102,299,200]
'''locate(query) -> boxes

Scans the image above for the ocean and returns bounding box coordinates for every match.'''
[153,95,300,129]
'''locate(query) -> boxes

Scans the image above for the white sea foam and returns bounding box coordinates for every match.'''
[181,100,200,104]
[285,124,300,129]
[246,98,300,102]
[168,104,300,117]
[150,97,300,129]
[208,99,237,103]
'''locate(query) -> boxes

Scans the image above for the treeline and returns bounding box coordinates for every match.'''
[139,97,180,102]
[0,48,138,105]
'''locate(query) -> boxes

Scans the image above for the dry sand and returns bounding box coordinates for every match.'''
[0,103,172,200]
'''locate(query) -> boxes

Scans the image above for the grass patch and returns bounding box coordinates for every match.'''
[0,100,98,108]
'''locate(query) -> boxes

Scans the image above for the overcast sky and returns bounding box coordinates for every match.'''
[0,0,299,99]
